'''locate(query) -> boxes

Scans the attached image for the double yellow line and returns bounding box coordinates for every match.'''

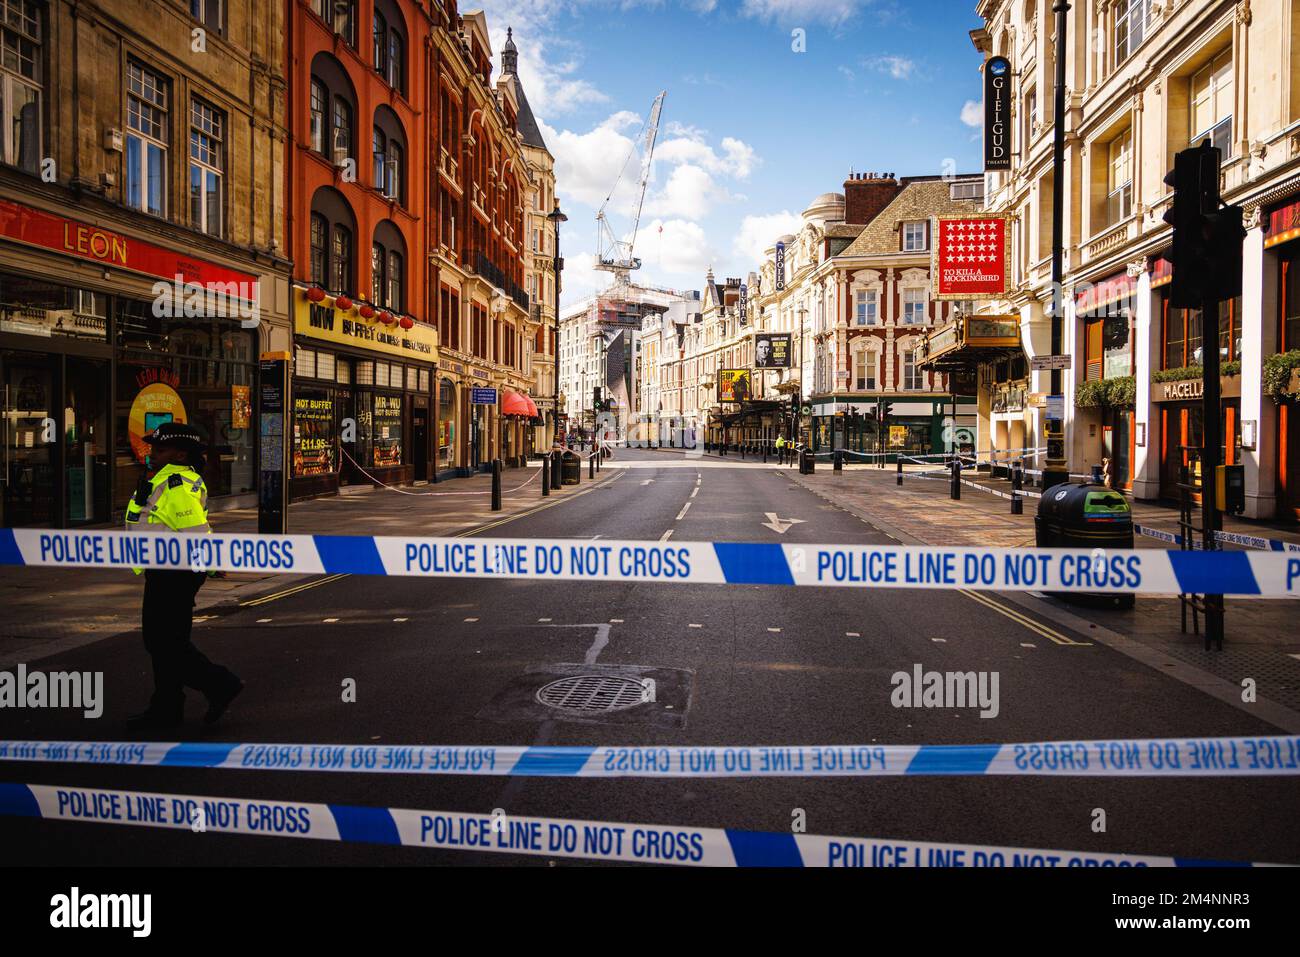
[238,469,624,609]
[957,589,1092,646]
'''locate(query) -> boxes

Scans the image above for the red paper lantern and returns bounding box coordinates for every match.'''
[359,304,375,319]
[335,295,353,311]
[378,310,394,324]
[306,286,326,302]
[399,316,414,330]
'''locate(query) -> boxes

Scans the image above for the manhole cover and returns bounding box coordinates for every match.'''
[536,675,649,713]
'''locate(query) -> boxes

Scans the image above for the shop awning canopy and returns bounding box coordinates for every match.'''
[501,390,539,417]
[918,315,1023,374]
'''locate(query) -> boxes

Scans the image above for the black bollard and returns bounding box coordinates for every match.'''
[833,449,843,473]
[763,443,768,463]
[551,450,561,488]
[896,457,903,486]
[949,455,961,500]
[541,457,550,497]
[491,458,502,511]
[589,453,595,479]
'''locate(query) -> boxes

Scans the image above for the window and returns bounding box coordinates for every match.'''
[386,141,402,201]
[902,287,927,325]
[950,180,984,201]
[126,62,168,215]
[903,348,923,390]
[310,214,328,287]
[387,250,402,311]
[372,12,387,77]
[1024,89,1038,142]
[189,98,224,236]
[1191,49,1233,158]
[332,96,352,162]
[372,127,386,189]
[1114,0,1149,66]
[329,224,352,293]
[1107,130,1133,224]
[386,30,403,92]
[902,222,927,252]
[853,350,876,391]
[331,0,356,46]
[0,0,41,173]
[309,80,326,153]
[190,0,221,33]
[371,243,385,304]
[855,290,878,326]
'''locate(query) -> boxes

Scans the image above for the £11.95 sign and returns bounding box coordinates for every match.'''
[932,215,1011,301]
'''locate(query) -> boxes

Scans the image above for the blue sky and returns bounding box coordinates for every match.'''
[477,1,988,305]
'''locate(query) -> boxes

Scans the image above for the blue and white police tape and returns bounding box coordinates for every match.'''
[1135,524,1300,553]
[8,528,1298,597]
[3,735,1297,777]
[0,781,1276,866]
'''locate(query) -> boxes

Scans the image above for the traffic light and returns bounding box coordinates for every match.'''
[877,400,894,422]
[593,386,603,410]
[1162,142,1245,308]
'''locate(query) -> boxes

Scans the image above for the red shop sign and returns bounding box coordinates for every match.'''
[0,198,258,288]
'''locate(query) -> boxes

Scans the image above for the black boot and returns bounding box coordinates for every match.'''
[203,677,244,725]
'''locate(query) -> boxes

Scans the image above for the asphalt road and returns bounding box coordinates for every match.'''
[1,448,1296,865]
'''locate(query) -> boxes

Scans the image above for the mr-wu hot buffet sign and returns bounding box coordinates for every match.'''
[297,301,436,361]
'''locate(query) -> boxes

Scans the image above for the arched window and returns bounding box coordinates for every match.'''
[371,220,406,311]
[372,105,406,203]
[310,53,357,163]
[373,0,406,93]
[310,186,357,294]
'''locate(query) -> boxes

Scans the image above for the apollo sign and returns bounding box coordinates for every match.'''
[984,57,1011,172]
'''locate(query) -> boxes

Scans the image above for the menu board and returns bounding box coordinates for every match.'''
[293,392,335,476]
[373,394,403,467]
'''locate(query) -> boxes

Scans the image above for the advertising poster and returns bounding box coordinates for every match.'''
[932,215,1011,300]
[231,384,251,430]
[127,367,187,464]
[718,369,752,403]
[292,393,334,477]
[754,333,791,369]
[373,394,403,467]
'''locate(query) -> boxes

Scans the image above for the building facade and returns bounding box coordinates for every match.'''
[969,0,1300,520]
[0,0,290,528]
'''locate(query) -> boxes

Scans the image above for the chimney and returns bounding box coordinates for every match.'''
[843,171,901,226]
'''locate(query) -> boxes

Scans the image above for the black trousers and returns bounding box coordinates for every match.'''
[141,570,238,714]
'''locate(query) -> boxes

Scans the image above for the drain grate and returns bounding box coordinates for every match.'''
[536,675,648,713]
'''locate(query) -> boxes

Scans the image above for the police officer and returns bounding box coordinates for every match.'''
[125,422,243,731]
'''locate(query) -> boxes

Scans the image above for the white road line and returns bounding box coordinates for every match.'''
[767,627,781,633]
[610,619,624,623]
[464,617,479,622]
[538,618,552,622]
[323,618,339,623]
[256,618,272,623]
[931,637,947,643]
[845,631,860,637]
[393,617,408,623]
[689,623,702,629]
[690,487,699,498]
[676,502,691,520]
[659,529,674,541]
[1020,642,1037,648]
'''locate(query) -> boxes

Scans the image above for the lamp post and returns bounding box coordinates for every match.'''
[795,303,808,446]
[548,203,567,449]
[1043,0,1071,489]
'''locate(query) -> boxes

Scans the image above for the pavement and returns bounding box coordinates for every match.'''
[1,447,1298,866]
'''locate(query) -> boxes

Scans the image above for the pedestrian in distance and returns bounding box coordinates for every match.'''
[124,422,244,732]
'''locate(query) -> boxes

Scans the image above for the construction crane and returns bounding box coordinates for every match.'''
[595,91,665,292]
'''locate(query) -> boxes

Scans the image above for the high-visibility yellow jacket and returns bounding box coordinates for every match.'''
[125,464,211,574]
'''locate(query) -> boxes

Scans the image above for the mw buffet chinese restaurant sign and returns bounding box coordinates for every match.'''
[931,214,1011,301]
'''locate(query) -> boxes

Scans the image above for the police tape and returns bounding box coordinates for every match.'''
[1134,524,1300,553]
[0,781,1276,866]
[4,528,1300,596]
[3,735,1297,778]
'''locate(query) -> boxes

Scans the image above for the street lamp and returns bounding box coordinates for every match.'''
[548,202,567,449]
[795,303,808,445]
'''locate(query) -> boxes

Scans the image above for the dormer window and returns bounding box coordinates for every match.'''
[902,221,928,252]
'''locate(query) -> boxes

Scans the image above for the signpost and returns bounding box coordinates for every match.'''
[258,352,290,534]
[471,387,498,406]
[1030,355,1071,371]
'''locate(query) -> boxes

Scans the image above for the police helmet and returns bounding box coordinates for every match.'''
[143,421,207,451]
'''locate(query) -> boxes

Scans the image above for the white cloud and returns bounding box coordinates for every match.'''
[739,0,884,26]
[655,134,758,181]
[863,54,917,81]
[483,4,607,117]
[541,113,643,210]
[732,211,803,265]
[960,99,983,127]
[643,163,736,220]
[640,219,715,275]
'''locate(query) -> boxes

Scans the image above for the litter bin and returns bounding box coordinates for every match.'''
[561,451,582,486]
[1034,483,1135,608]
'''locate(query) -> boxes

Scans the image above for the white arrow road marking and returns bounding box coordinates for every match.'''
[640,479,655,485]
[760,512,805,534]
[540,623,613,665]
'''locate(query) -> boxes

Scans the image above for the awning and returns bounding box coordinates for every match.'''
[1075,270,1134,317]
[918,315,1023,374]
[500,390,538,417]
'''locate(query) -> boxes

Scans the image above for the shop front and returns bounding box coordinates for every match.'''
[0,197,274,528]
[291,291,436,499]
[811,396,974,457]
[1267,198,1300,520]
[1074,271,1137,490]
